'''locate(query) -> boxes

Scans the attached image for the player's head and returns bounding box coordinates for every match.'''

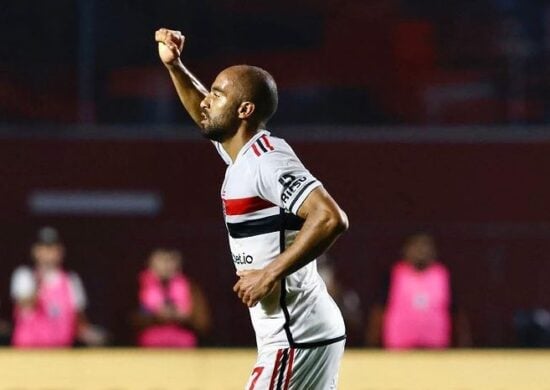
[31,226,65,270]
[148,248,182,280]
[199,65,278,142]
[402,233,436,269]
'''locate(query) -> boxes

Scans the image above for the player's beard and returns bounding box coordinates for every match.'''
[200,113,239,143]
[200,125,228,142]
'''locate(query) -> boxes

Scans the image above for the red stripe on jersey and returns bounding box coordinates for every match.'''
[268,349,283,390]
[251,143,261,156]
[261,135,274,151]
[283,348,295,390]
[223,196,275,215]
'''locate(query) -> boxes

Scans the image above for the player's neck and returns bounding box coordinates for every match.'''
[221,124,261,162]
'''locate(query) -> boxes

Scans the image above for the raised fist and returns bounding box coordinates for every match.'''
[155,28,185,65]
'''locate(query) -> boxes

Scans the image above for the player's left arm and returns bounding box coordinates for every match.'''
[234,187,349,307]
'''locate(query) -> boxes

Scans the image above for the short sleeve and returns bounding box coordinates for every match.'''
[11,266,36,301]
[257,149,322,215]
[68,272,87,311]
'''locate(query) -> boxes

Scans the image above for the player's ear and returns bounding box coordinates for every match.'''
[237,102,255,119]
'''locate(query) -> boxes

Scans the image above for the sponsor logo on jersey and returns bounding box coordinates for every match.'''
[232,252,254,265]
[279,174,308,203]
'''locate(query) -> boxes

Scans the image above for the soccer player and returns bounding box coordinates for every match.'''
[156,28,349,389]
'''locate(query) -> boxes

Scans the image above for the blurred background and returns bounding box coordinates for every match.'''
[1,0,550,350]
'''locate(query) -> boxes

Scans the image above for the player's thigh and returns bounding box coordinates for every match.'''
[244,347,288,390]
[288,341,345,390]
[244,342,345,390]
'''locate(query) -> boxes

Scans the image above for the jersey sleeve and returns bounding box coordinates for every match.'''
[69,272,87,311]
[10,266,36,301]
[257,149,322,215]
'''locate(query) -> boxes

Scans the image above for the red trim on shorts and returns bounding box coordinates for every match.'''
[269,349,283,390]
[283,348,295,390]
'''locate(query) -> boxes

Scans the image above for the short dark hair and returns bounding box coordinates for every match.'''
[35,226,62,246]
[230,65,279,124]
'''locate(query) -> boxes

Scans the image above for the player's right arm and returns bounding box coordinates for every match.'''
[155,28,208,127]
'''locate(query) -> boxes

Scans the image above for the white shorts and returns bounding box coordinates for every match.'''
[244,340,345,390]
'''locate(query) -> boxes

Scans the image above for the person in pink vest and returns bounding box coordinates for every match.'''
[135,248,211,348]
[366,233,471,349]
[10,227,107,348]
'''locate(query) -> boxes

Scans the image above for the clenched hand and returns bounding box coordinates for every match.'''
[155,28,184,65]
[233,269,278,307]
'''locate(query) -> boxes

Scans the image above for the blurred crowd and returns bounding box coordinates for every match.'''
[0,227,211,349]
[7,226,549,350]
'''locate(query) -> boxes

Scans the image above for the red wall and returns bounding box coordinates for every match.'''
[0,137,549,346]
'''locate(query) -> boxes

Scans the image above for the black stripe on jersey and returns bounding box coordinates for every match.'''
[280,279,295,346]
[226,213,304,239]
[278,208,348,349]
[287,180,317,213]
[279,208,296,347]
[276,348,289,390]
[256,139,268,153]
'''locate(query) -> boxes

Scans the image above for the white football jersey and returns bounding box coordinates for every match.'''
[214,130,345,350]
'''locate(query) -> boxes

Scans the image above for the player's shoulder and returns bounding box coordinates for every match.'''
[246,132,295,162]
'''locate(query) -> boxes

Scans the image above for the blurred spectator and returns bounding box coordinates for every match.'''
[318,254,364,346]
[10,226,107,348]
[366,233,471,349]
[514,308,550,347]
[135,249,211,348]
